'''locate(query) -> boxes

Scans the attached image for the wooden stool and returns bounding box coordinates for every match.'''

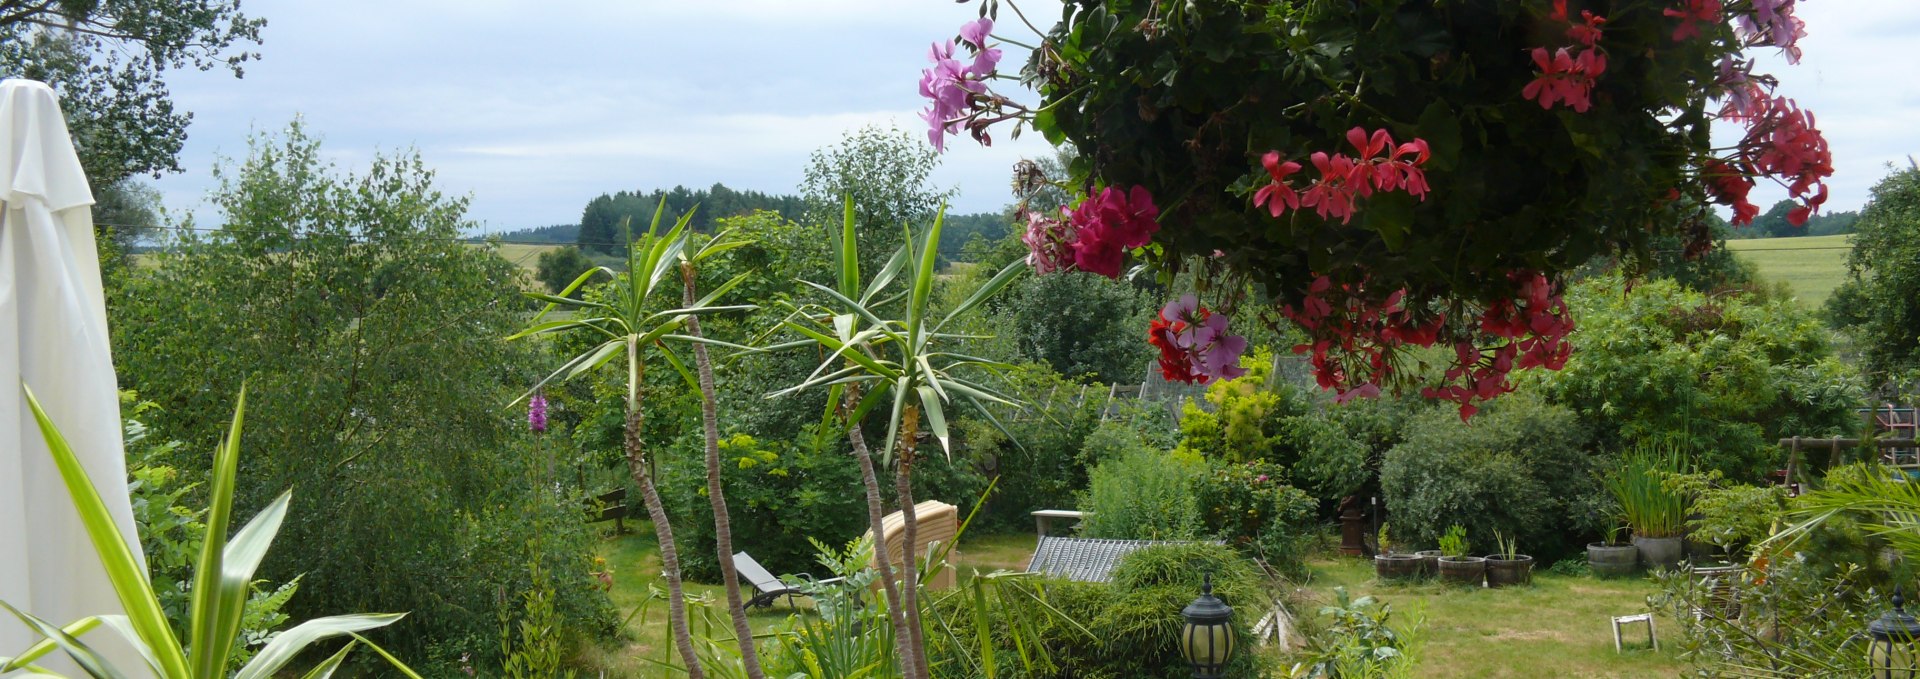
[1611,613,1657,653]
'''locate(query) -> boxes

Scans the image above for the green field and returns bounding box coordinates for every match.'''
[1725,234,1853,307]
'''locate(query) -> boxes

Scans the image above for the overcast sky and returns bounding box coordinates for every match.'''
[147,1,1918,235]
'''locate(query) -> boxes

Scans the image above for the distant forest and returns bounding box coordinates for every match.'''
[489,181,1013,262]
[1727,199,1862,239]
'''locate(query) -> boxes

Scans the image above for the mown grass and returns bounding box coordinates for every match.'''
[1292,556,1687,678]
[587,530,1689,678]
[1725,234,1852,307]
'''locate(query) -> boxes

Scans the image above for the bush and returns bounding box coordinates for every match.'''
[662,428,871,583]
[1533,274,1863,480]
[1826,167,1920,383]
[1379,393,1603,560]
[109,123,615,671]
[1175,361,1370,503]
[950,365,1144,531]
[1000,270,1159,383]
[1195,461,1319,577]
[1077,446,1204,540]
[926,543,1272,679]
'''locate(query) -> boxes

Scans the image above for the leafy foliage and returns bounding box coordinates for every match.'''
[999,271,1158,384]
[534,246,600,295]
[1175,360,1370,502]
[1194,460,1318,577]
[109,122,613,671]
[1077,446,1204,541]
[799,126,951,275]
[1827,167,1920,384]
[1289,588,1422,679]
[2,389,419,679]
[0,0,263,185]
[1379,393,1604,560]
[662,430,869,582]
[1532,274,1862,480]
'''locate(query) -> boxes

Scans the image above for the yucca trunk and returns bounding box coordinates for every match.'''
[624,347,705,679]
[682,263,765,677]
[845,396,918,679]
[893,404,930,679]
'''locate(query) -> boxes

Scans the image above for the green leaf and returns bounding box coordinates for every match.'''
[234,613,408,679]
[297,641,356,679]
[0,602,126,679]
[656,343,700,392]
[1359,191,1416,252]
[838,195,860,298]
[917,385,950,454]
[21,385,189,678]
[1414,101,1462,172]
[934,258,1027,334]
[191,388,267,679]
[0,616,104,673]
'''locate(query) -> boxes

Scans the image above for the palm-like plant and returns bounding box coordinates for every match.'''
[2,386,418,679]
[768,199,1026,678]
[508,202,754,679]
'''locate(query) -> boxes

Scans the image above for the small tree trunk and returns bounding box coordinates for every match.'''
[623,350,705,679]
[846,401,918,679]
[893,404,930,679]
[682,263,765,678]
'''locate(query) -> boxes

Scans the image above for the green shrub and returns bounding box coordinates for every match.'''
[662,428,870,582]
[1379,393,1603,560]
[1531,274,1863,481]
[952,365,1126,531]
[1175,364,1370,502]
[1078,446,1205,540]
[926,543,1272,679]
[1194,460,1319,577]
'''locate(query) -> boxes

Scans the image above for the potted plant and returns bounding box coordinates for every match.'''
[1605,448,1691,571]
[1435,524,1485,587]
[1484,530,1533,588]
[1373,525,1421,581]
[1413,546,1445,579]
[1587,524,1640,578]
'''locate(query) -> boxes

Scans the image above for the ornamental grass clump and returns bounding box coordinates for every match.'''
[1605,447,1691,539]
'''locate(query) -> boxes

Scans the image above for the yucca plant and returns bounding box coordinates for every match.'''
[1,386,417,678]
[767,198,1027,679]
[1604,447,1691,539]
[508,200,755,679]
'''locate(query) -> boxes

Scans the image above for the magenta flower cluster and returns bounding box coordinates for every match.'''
[1021,185,1161,279]
[918,18,1001,153]
[1150,294,1250,384]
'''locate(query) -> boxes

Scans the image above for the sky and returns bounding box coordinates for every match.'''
[146,1,1919,235]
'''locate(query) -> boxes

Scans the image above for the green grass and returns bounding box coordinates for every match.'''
[1725,234,1852,307]
[1294,557,1686,678]
[587,530,1688,678]
[485,242,565,276]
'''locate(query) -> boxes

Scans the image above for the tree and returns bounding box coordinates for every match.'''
[534,245,598,295]
[110,122,613,671]
[512,203,759,678]
[1828,166,1920,386]
[800,126,951,275]
[0,0,264,185]
[773,203,1027,679]
[1002,271,1157,383]
[574,184,805,255]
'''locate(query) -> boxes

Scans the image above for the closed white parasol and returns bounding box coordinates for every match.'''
[0,79,150,676]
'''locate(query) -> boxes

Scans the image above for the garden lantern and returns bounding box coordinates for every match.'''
[1868,586,1920,679]
[1180,573,1235,678]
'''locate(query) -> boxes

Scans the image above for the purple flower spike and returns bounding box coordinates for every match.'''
[528,393,548,433]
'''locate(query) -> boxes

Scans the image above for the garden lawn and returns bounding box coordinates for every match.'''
[1725,234,1852,307]
[584,525,1044,676]
[1296,557,1687,679]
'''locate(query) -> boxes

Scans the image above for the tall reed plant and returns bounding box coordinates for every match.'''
[1603,446,1691,539]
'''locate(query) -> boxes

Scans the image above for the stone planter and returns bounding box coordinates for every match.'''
[1485,555,1534,588]
[1437,555,1486,587]
[1633,535,1686,571]
[1414,550,1444,578]
[1588,542,1638,577]
[1374,554,1423,582]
